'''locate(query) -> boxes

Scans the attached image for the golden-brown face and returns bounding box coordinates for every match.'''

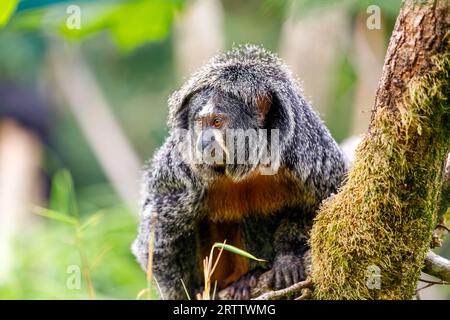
[199,113,228,130]
[185,88,275,180]
[194,112,230,173]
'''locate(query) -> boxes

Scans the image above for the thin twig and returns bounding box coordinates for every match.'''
[180,279,191,300]
[253,278,313,300]
[146,210,157,282]
[202,241,226,300]
[154,276,165,300]
[418,278,450,285]
[435,224,450,233]
[416,283,435,292]
[295,288,312,300]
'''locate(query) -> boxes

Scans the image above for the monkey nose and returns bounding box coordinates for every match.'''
[201,130,215,149]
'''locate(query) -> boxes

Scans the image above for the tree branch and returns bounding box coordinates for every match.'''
[424,250,450,283]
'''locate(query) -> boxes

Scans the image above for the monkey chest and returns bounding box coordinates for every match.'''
[205,174,300,222]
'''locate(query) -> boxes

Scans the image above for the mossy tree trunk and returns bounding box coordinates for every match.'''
[310,0,450,299]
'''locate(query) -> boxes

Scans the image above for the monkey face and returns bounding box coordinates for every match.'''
[184,88,273,181]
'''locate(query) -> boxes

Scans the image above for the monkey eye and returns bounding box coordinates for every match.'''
[212,117,222,128]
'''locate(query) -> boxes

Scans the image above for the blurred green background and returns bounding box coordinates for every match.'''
[0,0,448,299]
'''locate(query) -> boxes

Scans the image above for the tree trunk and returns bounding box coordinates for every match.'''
[310,0,450,299]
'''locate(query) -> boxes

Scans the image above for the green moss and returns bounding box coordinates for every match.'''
[310,52,450,299]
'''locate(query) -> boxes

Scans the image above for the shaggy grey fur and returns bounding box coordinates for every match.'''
[132,44,347,300]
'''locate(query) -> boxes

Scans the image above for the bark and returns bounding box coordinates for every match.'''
[371,0,449,124]
[310,0,450,299]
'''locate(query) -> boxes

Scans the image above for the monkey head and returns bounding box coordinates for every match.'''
[178,86,275,181]
[169,45,308,182]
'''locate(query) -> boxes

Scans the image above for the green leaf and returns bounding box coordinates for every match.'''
[91,245,112,268]
[136,288,152,300]
[80,211,104,232]
[59,0,184,51]
[49,169,79,217]
[32,206,77,225]
[0,0,18,27]
[212,243,267,262]
[109,0,175,51]
[8,0,185,51]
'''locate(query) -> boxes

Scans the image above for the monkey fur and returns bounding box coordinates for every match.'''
[132,45,347,300]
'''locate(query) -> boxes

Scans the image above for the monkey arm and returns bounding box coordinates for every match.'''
[270,215,312,290]
[132,142,206,299]
[132,187,204,299]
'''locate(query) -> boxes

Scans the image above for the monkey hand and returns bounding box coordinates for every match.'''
[269,253,306,290]
[226,268,265,300]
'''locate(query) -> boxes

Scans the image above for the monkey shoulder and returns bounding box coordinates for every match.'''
[142,136,206,214]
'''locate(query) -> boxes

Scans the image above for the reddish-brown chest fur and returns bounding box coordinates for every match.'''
[205,169,300,222]
[200,169,301,289]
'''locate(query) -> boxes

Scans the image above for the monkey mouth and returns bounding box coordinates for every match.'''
[212,165,225,174]
[194,163,254,179]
